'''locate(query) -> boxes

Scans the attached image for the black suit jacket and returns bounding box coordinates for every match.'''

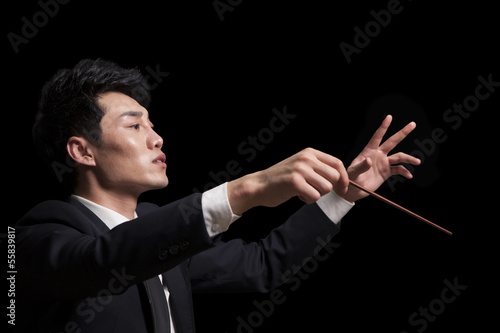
[16,193,340,332]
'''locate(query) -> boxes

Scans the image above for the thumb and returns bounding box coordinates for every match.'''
[348,157,372,179]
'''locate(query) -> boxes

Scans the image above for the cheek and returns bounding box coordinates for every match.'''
[96,138,146,175]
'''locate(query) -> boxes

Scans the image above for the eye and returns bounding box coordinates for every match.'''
[130,124,140,130]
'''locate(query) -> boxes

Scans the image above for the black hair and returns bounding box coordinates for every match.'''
[33,58,151,189]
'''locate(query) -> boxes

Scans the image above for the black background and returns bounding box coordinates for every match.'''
[4,0,498,332]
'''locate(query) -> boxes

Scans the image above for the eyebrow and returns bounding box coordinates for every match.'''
[118,111,144,118]
[118,110,154,127]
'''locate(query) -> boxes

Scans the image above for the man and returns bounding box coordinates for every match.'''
[17,58,420,332]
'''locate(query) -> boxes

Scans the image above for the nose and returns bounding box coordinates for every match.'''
[148,128,163,150]
[154,136,163,149]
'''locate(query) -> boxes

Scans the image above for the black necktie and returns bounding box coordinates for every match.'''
[143,276,170,333]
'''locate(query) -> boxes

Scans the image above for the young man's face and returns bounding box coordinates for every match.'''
[90,91,168,194]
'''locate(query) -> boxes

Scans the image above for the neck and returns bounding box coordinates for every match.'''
[73,182,139,220]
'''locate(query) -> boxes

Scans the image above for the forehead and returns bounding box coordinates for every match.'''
[98,91,148,118]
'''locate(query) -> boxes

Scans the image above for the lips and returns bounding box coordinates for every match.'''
[152,153,167,167]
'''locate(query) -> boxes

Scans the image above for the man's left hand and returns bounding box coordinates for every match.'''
[342,115,421,202]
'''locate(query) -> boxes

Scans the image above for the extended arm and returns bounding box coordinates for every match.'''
[227,115,420,212]
[189,115,420,293]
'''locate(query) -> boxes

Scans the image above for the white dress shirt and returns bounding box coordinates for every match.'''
[71,182,354,332]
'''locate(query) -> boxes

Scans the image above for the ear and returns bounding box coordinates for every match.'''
[66,136,97,167]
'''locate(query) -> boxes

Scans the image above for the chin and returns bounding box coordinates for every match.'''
[136,175,169,193]
[152,176,169,189]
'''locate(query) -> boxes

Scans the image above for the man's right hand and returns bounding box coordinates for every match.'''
[227,148,351,215]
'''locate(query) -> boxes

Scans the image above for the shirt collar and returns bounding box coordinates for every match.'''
[71,194,138,230]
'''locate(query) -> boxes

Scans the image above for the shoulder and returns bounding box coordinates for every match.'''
[15,199,100,235]
[17,200,76,224]
[136,201,160,215]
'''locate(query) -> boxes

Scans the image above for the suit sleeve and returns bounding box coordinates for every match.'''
[187,202,341,293]
[16,194,213,299]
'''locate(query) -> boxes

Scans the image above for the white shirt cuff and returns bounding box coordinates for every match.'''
[201,182,241,237]
[316,191,355,224]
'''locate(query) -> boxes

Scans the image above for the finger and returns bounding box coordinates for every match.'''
[347,157,372,179]
[388,152,421,166]
[311,162,340,189]
[314,163,349,197]
[308,149,349,193]
[366,115,393,149]
[295,177,323,204]
[298,195,308,203]
[390,165,413,179]
[380,121,416,154]
[304,170,337,197]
